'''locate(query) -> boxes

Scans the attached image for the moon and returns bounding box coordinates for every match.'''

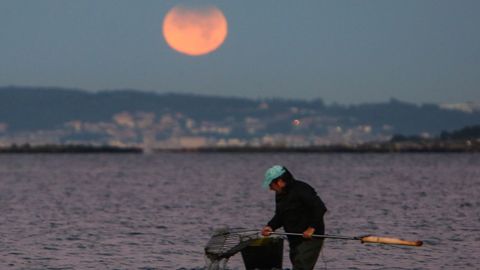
[162,5,228,56]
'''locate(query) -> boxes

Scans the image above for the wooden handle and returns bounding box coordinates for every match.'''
[360,235,423,247]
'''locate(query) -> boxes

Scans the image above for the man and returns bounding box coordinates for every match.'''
[261,165,327,270]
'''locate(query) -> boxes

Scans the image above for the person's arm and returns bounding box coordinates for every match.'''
[262,207,283,236]
[262,214,281,236]
[298,185,327,234]
[266,212,282,231]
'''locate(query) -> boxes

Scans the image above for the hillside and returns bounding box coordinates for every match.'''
[1,86,479,148]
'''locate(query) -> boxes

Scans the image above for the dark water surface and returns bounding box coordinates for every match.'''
[0,153,479,269]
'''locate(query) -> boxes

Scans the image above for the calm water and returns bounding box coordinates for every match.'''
[0,153,479,270]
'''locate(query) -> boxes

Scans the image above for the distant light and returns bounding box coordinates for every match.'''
[292,119,301,126]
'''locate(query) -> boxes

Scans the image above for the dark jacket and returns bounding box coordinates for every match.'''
[267,178,327,246]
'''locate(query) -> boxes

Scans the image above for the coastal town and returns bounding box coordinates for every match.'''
[1,88,479,153]
[1,110,479,153]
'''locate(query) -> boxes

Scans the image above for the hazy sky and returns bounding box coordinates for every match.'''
[1,0,479,104]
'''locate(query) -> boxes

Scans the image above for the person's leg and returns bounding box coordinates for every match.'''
[289,239,324,270]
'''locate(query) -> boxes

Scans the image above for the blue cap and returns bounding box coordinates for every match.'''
[263,165,286,188]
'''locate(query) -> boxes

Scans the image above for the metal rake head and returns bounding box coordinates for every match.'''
[204,228,259,260]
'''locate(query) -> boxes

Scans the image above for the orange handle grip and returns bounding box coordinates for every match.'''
[360,235,423,246]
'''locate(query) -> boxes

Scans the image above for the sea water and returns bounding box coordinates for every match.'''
[0,153,479,269]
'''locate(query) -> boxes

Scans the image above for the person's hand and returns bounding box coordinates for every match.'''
[303,227,315,238]
[261,226,273,237]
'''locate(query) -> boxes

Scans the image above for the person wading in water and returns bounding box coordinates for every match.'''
[261,165,327,270]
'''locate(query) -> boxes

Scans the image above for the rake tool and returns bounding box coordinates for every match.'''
[204,228,423,265]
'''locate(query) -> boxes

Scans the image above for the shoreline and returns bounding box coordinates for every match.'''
[1,141,478,154]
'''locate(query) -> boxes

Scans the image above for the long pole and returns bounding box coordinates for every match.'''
[270,232,423,247]
[271,232,357,240]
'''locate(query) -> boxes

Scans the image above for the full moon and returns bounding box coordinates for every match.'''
[162,5,228,56]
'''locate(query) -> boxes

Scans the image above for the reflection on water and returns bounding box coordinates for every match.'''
[205,258,228,270]
[0,153,479,269]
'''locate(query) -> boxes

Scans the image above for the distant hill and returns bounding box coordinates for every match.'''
[0,86,259,131]
[1,86,479,146]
